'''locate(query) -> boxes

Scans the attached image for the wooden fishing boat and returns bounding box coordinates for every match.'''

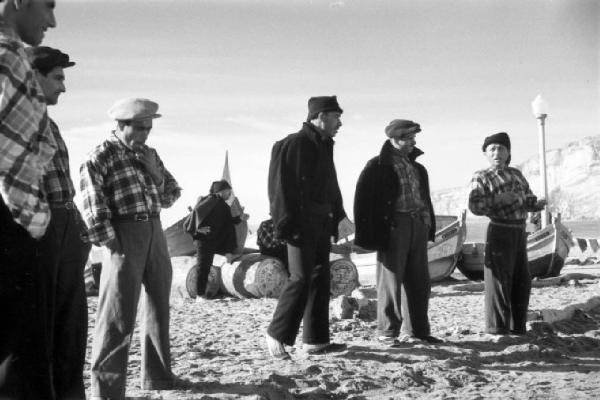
[427,210,467,281]
[331,210,467,282]
[456,215,573,281]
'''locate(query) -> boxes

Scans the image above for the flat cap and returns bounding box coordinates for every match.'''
[107,98,161,121]
[25,46,75,72]
[385,119,421,138]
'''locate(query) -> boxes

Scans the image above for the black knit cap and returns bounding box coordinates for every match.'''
[210,179,231,194]
[482,132,511,152]
[307,95,343,121]
[25,46,75,73]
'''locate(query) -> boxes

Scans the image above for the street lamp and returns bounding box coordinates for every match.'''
[531,94,549,228]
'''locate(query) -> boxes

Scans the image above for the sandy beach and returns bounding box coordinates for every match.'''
[81,257,600,400]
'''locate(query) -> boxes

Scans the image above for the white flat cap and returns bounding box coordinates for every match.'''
[107,97,161,121]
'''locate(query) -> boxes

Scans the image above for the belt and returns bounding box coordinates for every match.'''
[395,209,422,218]
[112,212,159,222]
[490,219,526,229]
[49,201,76,210]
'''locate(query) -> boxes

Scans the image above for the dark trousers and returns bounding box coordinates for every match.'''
[267,214,332,346]
[39,208,91,400]
[484,222,531,334]
[0,196,54,400]
[376,212,431,338]
[195,241,215,296]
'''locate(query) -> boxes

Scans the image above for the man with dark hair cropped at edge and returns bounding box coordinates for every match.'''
[0,1,58,399]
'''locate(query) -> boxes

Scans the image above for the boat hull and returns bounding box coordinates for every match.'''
[457,220,572,281]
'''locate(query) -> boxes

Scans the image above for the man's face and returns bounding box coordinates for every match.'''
[390,132,417,155]
[120,119,153,149]
[35,66,65,105]
[15,0,57,46]
[484,143,510,168]
[319,111,342,138]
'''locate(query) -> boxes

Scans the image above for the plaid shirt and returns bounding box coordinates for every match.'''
[80,134,181,245]
[391,152,426,211]
[468,166,533,221]
[43,119,75,203]
[0,25,56,239]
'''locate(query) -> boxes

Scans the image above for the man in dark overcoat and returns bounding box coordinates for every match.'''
[354,119,442,345]
[265,95,354,358]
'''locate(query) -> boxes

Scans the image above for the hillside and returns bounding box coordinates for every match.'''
[432,135,600,220]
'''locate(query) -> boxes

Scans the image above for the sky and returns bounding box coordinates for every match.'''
[44,0,599,228]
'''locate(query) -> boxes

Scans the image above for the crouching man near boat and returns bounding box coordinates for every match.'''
[354,119,442,346]
[185,179,249,298]
[468,132,545,336]
[80,98,185,399]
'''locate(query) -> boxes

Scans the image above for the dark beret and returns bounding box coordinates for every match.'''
[482,132,511,152]
[25,46,75,72]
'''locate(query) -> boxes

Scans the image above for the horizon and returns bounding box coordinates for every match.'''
[43,0,598,227]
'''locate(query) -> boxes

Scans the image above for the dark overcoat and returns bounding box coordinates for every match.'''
[187,194,239,254]
[268,122,346,243]
[354,141,436,252]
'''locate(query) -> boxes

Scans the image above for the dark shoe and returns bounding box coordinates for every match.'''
[303,342,347,354]
[417,335,444,344]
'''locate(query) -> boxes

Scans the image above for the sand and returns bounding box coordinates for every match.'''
[82,258,600,400]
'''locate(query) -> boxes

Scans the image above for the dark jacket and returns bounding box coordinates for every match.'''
[186,194,240,254]
[268,122,346,243]
[354,141,436,252]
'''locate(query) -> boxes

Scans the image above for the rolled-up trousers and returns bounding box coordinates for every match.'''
[484,222,531,334]
[267,213,332,346]
[376,212,431,338]
[90,218,173,399]
[38,207,91,400]
[0,195,54,400]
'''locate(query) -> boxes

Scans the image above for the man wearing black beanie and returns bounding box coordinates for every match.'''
[468,132,546,337]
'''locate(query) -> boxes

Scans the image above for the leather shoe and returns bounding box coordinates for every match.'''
[303,342,347,354]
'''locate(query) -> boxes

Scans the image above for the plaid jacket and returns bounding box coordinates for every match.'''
[390,151,427,213]
[43,119,75,203]
[0,26,56,239]
[80,134,181,245]
[468,166,534,221]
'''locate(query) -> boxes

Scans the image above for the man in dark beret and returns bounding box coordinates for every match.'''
[354,119,441,346]
[27,45,92,400]
[266,95,354,358]
[468,132,545,337]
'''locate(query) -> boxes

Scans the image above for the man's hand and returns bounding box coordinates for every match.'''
[134,147,163,185]
[197,226,211,235]
[337,216,355,241]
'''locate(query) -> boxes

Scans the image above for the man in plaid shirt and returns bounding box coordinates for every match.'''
[469,132,545,336]
[80,98,182,399]
[0,1,57,399]
[27,45,92,400]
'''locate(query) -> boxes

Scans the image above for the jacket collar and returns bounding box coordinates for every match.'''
[301,122,334,145]
[379,140,424,165]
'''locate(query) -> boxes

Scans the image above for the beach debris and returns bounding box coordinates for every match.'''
[329,257,359,297]
[330,296,356,320]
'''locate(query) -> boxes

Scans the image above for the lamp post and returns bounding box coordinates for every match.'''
[531,94,549,229]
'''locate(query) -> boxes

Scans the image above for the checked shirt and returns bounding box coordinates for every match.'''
[43,119,76,203]
[0,25,56,238]
[80,134,181,246]
[468,166,534,221]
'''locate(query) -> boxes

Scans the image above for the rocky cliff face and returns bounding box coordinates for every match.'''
[432,136,600,220]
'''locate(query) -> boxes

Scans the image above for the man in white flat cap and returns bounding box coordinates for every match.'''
[354,119,442,347]
[80,98,183,399]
